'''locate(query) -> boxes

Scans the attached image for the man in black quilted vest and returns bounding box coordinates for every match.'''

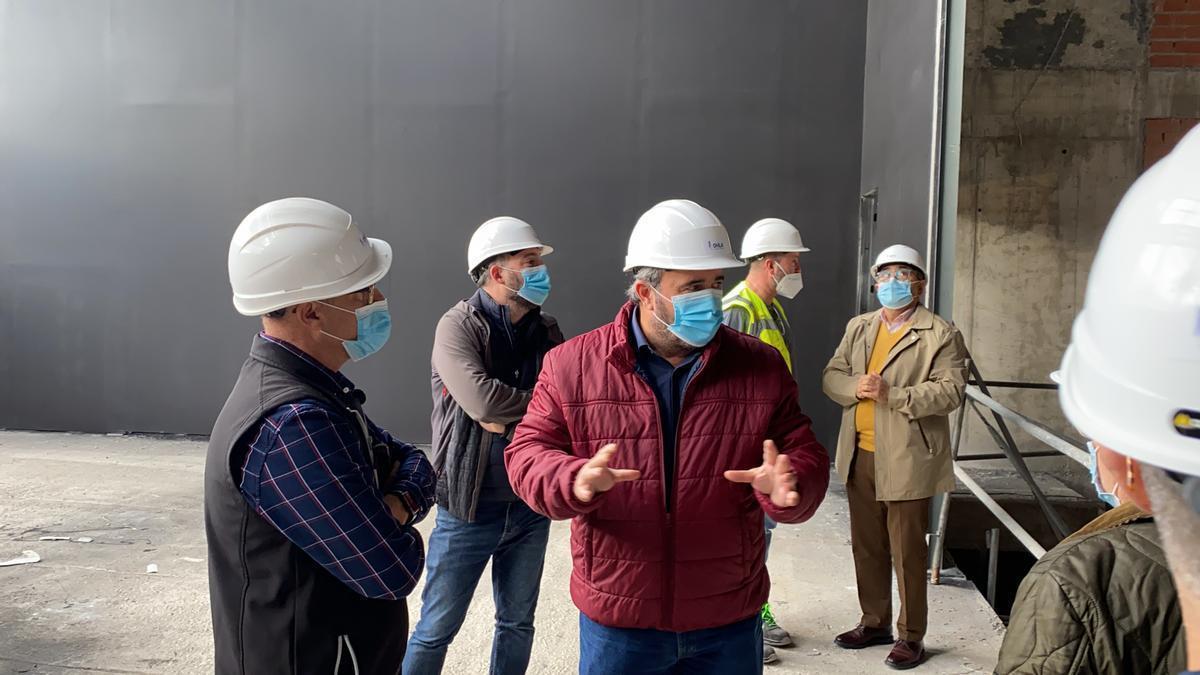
[205,197,436,674]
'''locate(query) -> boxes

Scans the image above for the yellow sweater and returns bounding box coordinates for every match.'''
[854,322,911,452]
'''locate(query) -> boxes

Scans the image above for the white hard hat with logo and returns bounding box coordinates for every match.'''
[228,197,393,316]
[467,216,553,273]
[624,199,745,271]
[1058,125,1200,477]
[871,244,927,278]
[739,218,811,259]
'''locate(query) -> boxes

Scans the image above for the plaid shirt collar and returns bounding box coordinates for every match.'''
[258,332,356,394]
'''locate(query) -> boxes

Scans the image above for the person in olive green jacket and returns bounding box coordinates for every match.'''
[821,244,967,671]
[999,121,1199,675]
[996,499,1184,675]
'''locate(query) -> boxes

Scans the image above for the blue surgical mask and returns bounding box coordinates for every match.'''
[877,279,914,310]
[320,299,392,361]
[1087,441,1121,508]
[652,287,722,347]
[501,264,551,306]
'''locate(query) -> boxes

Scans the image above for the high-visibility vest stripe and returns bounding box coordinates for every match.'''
[722,281,792,373]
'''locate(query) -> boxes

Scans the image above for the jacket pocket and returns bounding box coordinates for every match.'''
[915,419,933,455]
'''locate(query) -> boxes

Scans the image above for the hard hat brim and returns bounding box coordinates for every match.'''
[466,243,553,273]
[233,237,393,316]
[739,244,812,259]
[622,252,746,272]
[870,260,927,278]
[1059,316,1200,477]
[358,236,394,292]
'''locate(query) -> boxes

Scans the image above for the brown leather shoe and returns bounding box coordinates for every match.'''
[834,624,894,649]
[885,640,925,670]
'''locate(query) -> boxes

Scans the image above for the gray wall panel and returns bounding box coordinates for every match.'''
[1,1,867,446]
[860,0,944,277]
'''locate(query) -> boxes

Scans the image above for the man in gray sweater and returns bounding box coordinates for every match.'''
[404,217,563,675]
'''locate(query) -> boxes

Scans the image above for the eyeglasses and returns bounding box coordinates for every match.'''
[873,268,919,283]
[350,285,378,305]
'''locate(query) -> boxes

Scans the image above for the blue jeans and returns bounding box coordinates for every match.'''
[403,501,550,675]
[578,613,763,675]
[764,515,777,559]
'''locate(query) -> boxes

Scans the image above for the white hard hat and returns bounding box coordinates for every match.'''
[623,199,745,272]
[739,218,811,259]
[228,197,392,316]
[871,244,927,278]
[1058,126,1200,476]
[467,217,553,273]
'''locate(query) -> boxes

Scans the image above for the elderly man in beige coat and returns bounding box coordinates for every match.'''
[821,244,967,671]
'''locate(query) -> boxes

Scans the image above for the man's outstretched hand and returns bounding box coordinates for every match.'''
[574,444,641,503]
[723,440,800,508]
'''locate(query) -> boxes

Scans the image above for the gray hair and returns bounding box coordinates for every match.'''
[470,262,491,287]
[625,267,664,304]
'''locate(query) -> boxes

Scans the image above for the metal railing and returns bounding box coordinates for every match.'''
[927,360,1090,585]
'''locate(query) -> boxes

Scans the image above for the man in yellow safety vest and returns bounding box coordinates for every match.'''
[722,218,806,374]
[722,217,810,664]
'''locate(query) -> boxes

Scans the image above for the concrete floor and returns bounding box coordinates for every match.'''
[0,431,1004,674]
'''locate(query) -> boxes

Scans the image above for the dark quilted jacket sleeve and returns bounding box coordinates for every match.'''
[505,347,603,520]
[995,521,1185,675]
[998,562,1094,672]
[996,564,1091,674]
[757,356,830,524]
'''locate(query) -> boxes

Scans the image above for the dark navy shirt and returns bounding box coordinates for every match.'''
[475,288,547,502]
[630,308,702,512]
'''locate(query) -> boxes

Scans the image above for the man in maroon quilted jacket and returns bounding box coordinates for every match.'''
[506,199,830,674]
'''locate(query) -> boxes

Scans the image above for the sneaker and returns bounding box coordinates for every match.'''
[761,603,793,647]
[763,644,780,665]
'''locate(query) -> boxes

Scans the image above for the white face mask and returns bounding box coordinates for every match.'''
[772,265,804,299]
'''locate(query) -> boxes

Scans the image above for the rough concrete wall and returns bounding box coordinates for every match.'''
[954,0,1200,486]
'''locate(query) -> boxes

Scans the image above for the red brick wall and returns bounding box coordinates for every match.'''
[1144,117,1200,168]
[1147,4,1200,168]
[1151,0,1200,67]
